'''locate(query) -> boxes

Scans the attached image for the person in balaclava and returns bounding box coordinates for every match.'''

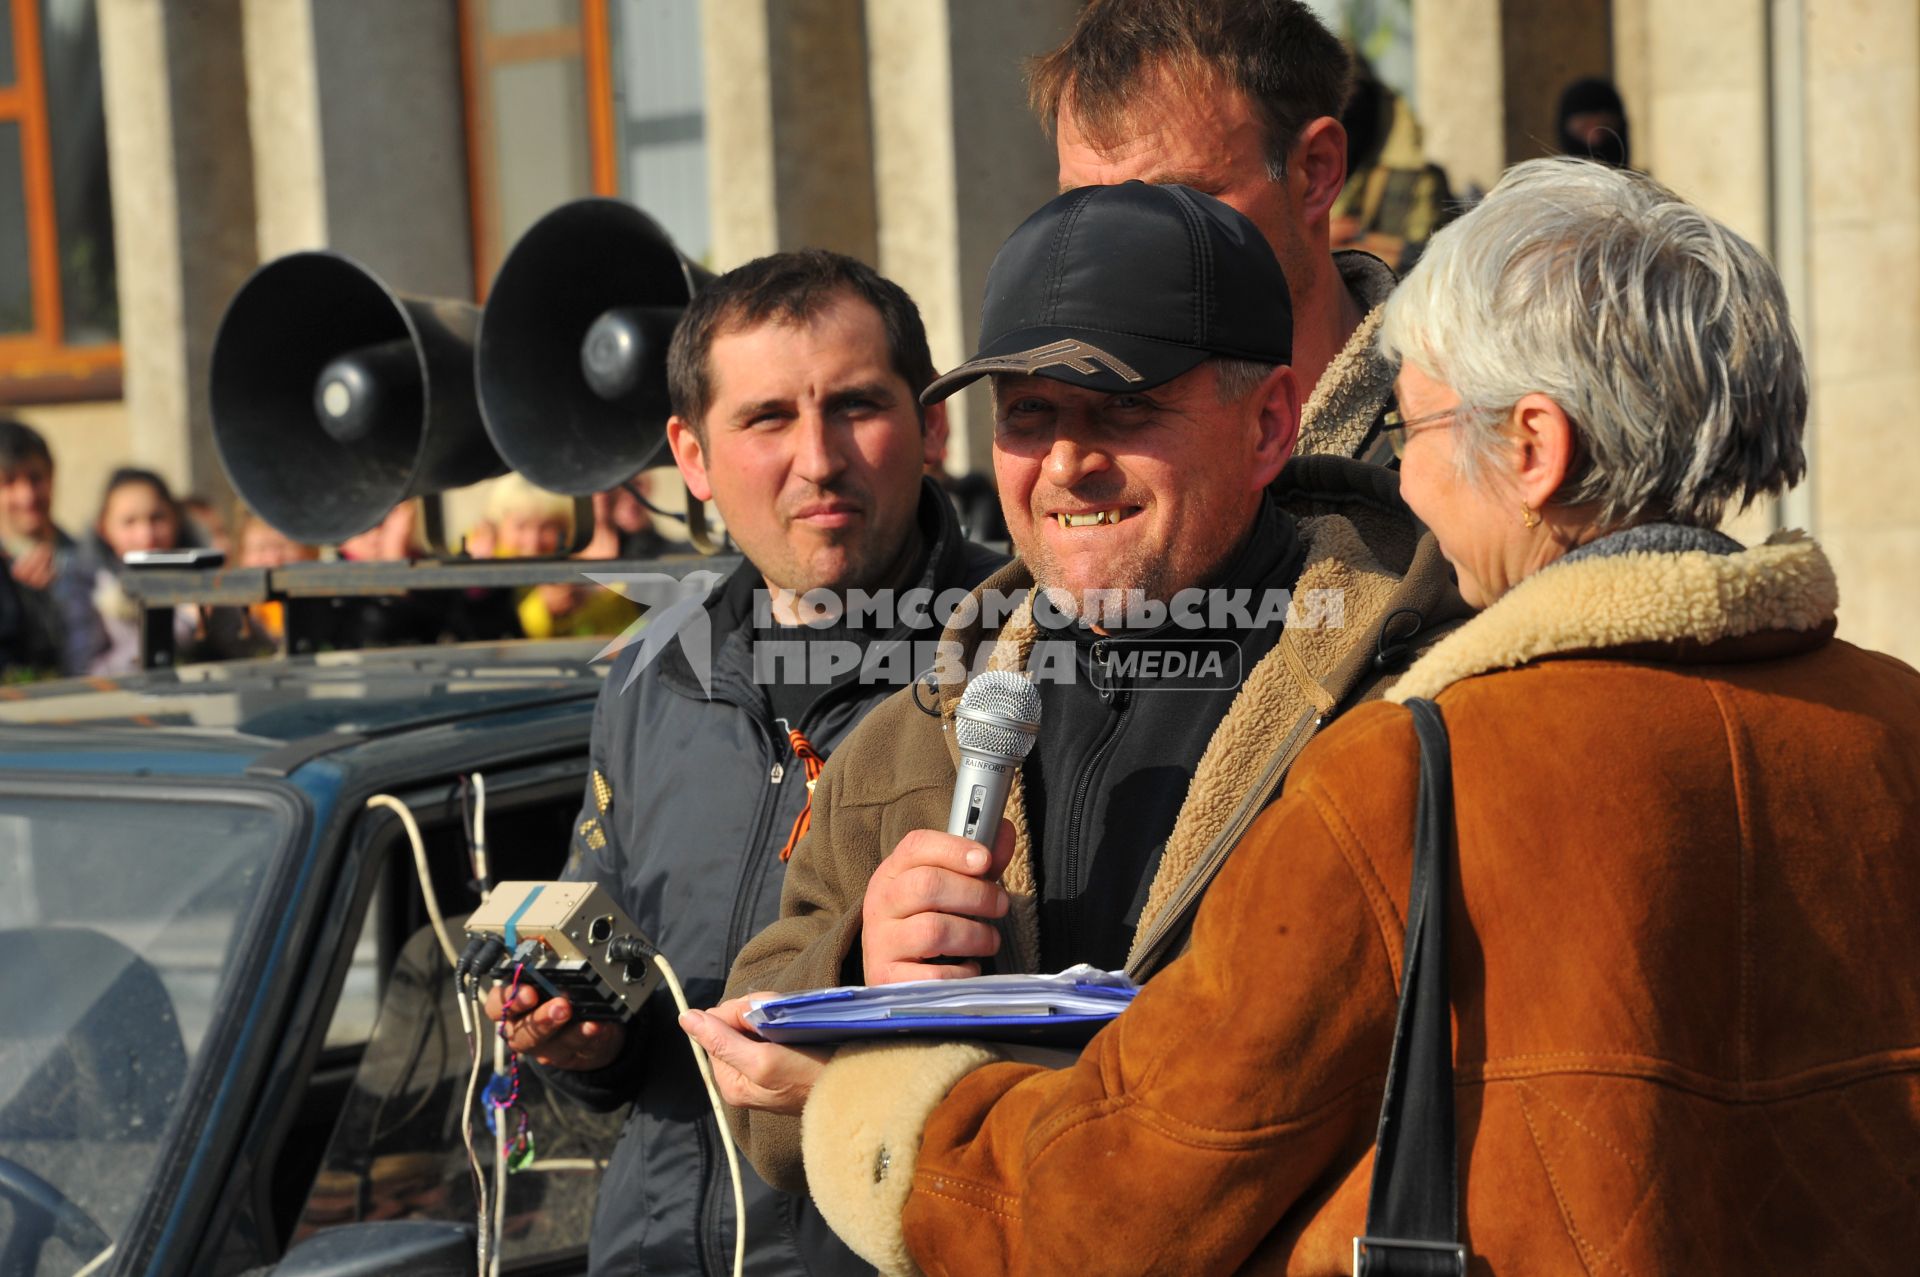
[1557,76,1631,168]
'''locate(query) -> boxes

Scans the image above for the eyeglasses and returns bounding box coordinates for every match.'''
[1380,406,1461,459]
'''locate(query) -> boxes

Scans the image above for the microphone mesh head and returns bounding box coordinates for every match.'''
[955,670,1042,760]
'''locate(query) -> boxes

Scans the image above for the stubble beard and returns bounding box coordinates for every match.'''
[1021,502,1253,628]
[1024,535,1179,626]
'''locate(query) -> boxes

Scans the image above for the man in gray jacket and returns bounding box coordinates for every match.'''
[483,250,1002,1276]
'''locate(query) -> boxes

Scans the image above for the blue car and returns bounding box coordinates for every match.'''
[0,640,629,1277]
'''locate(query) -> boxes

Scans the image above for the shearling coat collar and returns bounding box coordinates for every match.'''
[1389,529,1840,703]
[1296,250,1399,462]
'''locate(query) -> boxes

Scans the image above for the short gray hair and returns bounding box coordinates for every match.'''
[1377,157,1808,528]
[1211,357,1281,404]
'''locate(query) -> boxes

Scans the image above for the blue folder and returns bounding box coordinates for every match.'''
[746,968,1138,1046]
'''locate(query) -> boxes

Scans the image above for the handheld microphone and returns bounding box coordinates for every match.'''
[948,670,1043,842]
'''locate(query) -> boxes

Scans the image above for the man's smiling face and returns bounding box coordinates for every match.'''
[991,362,1293,615]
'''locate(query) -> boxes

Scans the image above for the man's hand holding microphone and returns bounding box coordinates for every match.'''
[860,820,1017,984]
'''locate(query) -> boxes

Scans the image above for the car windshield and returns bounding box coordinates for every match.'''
[0,791,289,1277]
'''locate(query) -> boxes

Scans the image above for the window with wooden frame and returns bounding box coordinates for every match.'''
[458,0,618,300]
[459,0,711,300]
[0,0,120,405]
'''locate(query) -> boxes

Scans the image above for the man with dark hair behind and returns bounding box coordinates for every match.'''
[482,249,1002,1276]
[1030,0,1404,462]
[1557,76,1631,168]
[0,419,104,676]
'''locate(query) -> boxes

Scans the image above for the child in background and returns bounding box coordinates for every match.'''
[180,494,234,557]
[238,512,319,645]
[0,420,106,676]
[87,468,198,675]
[472,474,638,640]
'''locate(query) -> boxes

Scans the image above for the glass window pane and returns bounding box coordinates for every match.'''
[40,0,117,346]
[321,879,381,1050]
[610,0,710,264]
[0,122,34,336]
[486,0,574,36]
[295,920,625,1261]
[0,8,15,87]
[489,58,591,271]
[0,793,286,1269]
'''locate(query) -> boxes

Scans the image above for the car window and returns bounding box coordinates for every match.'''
[295,924,622,1266]
[0,793,288,1277]
[324,879,384,1052]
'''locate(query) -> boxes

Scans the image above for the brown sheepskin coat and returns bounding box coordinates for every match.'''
[799,531,1920,1276]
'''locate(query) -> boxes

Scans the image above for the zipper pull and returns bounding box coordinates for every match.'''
[1092,640,1118,704]
[770,716,793,785]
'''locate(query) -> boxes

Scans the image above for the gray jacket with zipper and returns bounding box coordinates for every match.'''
[548,478,1003,1276]
[725,455,1471,1193]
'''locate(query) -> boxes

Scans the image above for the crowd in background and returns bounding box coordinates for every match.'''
[0,417,686,681]
[0,53,1634,685]
[1329,60,1631,270]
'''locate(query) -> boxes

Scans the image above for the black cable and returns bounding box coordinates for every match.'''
[621,477,680,523]
[911,672,945,719]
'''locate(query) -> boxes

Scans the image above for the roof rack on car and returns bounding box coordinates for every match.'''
[123,552,741,672]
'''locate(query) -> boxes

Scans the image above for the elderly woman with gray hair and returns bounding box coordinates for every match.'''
[762,159,1920,1274]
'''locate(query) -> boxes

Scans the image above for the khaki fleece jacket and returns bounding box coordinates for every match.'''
[800,531,1920,1276]
[724,454,1470,1192]
[1297,250,1399,465]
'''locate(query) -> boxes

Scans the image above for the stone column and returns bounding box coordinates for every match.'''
[1412,0,1609,198]
[242,0,473,297]
[97,0,258,504]
[1618,0,1771,246]
[1802,0,1920,665]
[1412,0,1507,197]
[865,0,1078,475]
[1616,0,1780,546]
[701,0,878,270]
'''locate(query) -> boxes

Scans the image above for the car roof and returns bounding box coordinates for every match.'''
[0,640,611,776]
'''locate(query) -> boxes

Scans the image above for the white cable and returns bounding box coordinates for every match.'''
[462,987,492,1276]
[455,983,474,1038]
[366,794,460,969]
[469,772,503,1277]
[72,1245,114,1277]
[491,1018,509,1277]
[520,1158,604,1172]
[654,951,745,1277]
[470,772,490,894]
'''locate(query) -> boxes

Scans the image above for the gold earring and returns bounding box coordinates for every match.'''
[1521,504,1541,529]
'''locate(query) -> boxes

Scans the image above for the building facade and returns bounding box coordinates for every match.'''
[1,0,1913,666]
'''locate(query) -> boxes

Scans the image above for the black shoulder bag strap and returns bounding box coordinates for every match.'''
[1353,696,1467,1276]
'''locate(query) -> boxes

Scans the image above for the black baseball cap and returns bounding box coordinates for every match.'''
[921,181,1292,405]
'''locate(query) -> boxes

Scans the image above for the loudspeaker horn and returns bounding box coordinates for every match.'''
[210,251,507,544]
[476,198,713,496]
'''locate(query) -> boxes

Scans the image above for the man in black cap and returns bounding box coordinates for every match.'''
[692,183,1466,1189]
